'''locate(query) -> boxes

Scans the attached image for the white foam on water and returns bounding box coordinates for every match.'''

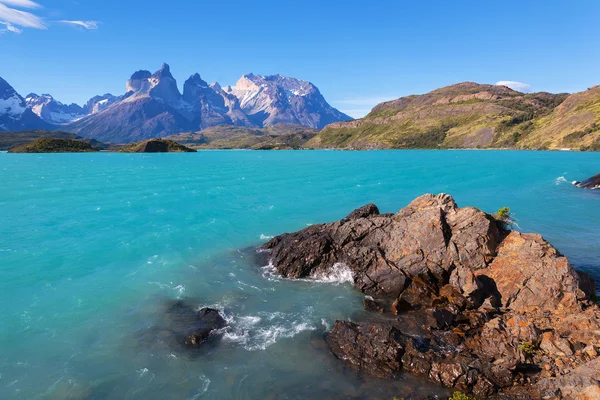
[311,263,354,284]
[220,310,316,351]
[260,261,278,280]
[187,375,210,400]
[555,176,568,185]
[259,234,274,240]
[262,261,354,285]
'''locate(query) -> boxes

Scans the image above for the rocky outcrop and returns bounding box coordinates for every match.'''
[118,138,196,153]
[160,301,226,347]
[261,194,600,398]
[573,174,600,190]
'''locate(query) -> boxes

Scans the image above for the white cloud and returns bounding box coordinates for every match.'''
[59,20,99,29]
[0,21,22,33]
[495,81,532,93]
[0,2,45,29]
[0,0,41,9]
[0,1,99,34]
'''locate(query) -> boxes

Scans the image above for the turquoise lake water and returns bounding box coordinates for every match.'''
[1,150,599,399]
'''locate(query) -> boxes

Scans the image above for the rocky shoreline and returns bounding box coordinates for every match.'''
[260,194,600,399]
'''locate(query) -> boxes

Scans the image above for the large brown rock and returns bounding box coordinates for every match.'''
[474,232,586,313]
[262,193,502,301]
[260,193,600,398]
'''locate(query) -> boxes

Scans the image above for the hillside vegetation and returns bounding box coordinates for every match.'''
[118,138,196,153]
[308,82,600,150]
[8,138,98,153]
[164,124,317,150]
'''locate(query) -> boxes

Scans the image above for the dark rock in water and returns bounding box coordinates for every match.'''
[162,300,226,347]
[261,193,600,398]
[573,173,600,189]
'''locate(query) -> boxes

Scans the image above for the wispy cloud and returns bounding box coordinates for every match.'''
[0,20,22,33]
[0,2,46,29]
[495,81,532,93]
[0,0,99,34]
[59,20,99,30]
[0,0,41,9]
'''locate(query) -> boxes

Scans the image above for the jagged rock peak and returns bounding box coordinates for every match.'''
[130,70,152,80]
[185,73,208,88]
[153,63,174,79]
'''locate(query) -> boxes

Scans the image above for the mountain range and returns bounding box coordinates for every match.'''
[0,64,351,143]
[2,68,600,150]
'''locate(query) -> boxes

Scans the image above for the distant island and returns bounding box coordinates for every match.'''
[118,139,196,153]
[8,138,98,153]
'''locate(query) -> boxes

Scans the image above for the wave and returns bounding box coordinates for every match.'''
[555,176,568,185]
[261,261,354,285]
[220,310,316,351]
[259,234,274,240]
[311,263,354,284]
[187,375,211,400]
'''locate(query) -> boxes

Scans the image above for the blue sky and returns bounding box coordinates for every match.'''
[1,0,600,118]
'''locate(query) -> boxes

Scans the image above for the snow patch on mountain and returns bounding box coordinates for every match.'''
[0,94,26,117]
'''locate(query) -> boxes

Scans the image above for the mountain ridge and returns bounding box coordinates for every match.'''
[0,63,350,143]
[308,82,592,150]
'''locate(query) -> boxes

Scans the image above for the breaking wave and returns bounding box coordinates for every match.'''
[261,261,354,285]
[220,311,316,351]
[555,176,568,185]
[311,263,354,284]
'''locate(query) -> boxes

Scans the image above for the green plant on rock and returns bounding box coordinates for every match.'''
[448,392,476,400]
[496,207,511,220]
[494,206,515,230]
[519,341,538,357]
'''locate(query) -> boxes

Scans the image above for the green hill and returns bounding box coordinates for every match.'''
[307,82,596,150]
[8,138,98,153]
[164,124,317,150]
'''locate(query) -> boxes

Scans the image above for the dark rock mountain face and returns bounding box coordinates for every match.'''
[83,94,120,115]
[182,73,251,129]
[0,77,54,132]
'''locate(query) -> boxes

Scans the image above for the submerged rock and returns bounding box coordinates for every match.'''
[260,194,600,398]
[573,173,600,189]
[162,300,226,347]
